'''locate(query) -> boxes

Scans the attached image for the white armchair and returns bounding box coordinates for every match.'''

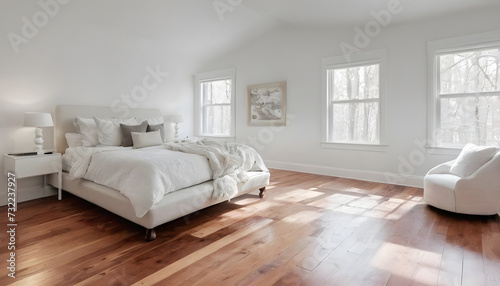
[424,148,500,215]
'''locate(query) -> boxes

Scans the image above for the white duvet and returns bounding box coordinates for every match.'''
[65,141,267,218]
[67,145,212,217]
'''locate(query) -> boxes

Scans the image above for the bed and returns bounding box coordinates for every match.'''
[48,105,270,241]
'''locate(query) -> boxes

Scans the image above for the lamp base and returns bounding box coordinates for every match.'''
[174,123,179,139]
[34,127,44,154]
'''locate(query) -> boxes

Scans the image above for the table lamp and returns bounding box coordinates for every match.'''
[169,115,183,139]
[24,112,54,154]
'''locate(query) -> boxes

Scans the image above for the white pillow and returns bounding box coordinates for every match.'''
[131,130,163,149]
[450,143,498,178]
[74,117,98,147]
[65,133,82,148]
[94,117,137,146]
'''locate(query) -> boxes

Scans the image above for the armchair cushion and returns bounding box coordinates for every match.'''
[449,143,497,178]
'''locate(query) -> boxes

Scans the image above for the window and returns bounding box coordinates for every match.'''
[428,32,500,151]
[322,49,386,150]
[194,68,235,138]
[201,79,232,135]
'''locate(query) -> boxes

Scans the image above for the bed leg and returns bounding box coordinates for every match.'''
[259,187,266,198]
[145,228,156,241]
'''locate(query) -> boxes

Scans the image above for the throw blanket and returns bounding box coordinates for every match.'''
[165,139,267,200]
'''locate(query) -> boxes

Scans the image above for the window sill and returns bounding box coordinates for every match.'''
[425,146,461,156]
[321,142,388,152]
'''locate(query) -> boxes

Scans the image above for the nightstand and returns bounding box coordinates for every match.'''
[4,153,62,200]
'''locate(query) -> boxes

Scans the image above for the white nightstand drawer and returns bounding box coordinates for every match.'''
[4,153,63,200]
[4,154,61,178]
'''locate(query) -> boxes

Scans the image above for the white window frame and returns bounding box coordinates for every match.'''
[321,49,387,152]
[427,31,500,155]
[194,68,236,139]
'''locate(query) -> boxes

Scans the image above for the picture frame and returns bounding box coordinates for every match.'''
[247,81,287,126]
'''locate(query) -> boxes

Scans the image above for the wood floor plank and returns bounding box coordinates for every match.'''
[0,169,498,285]
[130,218,273,286]
[482,231,500,286]
[164,223,280,285]
[462,218,488,286]
[187,212,324,286]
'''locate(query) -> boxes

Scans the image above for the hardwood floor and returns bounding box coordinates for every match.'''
[1,169,499,285]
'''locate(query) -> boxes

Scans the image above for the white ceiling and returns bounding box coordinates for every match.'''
[242,0,500,27]
[4,0,497,76]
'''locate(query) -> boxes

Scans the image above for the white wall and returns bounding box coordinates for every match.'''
[0,1,193,205]
[198,7,500,187]
[0,0,277,205]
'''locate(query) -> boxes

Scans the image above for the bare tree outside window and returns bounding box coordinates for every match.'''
[328,64,380,143]
[438,48,500,146]
[201,79,232,136]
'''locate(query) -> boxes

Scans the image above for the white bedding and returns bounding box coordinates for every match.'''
[65,141,267,218]
[165,139,267,200]
[67,145,212,217]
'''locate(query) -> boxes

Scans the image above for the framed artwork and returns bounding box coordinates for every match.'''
[247,81,287,126]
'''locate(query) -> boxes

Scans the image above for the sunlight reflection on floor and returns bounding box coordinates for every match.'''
[273,189,324,203]
[371,242,442,285]
[283,211,323,225]
[308,189,421,221]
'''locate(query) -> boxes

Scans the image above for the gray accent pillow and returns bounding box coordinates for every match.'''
[147,123,165,142]
[120,121,148,147]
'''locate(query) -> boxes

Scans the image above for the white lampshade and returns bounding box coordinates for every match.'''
[24,112,54,127]
[169,115,184,123]
[24,112,53,154]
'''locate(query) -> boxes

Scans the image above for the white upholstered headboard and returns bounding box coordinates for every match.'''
[55,105,162,154]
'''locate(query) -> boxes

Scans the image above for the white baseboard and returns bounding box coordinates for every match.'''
[17,186,57,203]
[265,160,424,188]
